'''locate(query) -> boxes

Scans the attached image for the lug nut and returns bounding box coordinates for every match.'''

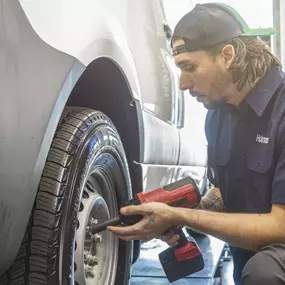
[94,234,102,242]
[91,218,98,225]
[87,256,99,266]
[85,266,95,278]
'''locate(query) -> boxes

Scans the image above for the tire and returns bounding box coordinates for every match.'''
[4,107,133,285]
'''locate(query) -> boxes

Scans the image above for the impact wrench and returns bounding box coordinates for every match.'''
[91,176,205,283]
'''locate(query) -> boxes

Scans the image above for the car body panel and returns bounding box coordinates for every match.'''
[141,110,179,165]
[19,0,182,165]
[178,94,208,167]
[0,0,83,274]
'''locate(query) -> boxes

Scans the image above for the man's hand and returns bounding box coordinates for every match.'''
[158,187,224,247]
[158,227,181,247]
[107,202,180,241]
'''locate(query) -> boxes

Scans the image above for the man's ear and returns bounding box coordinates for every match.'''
[221,45,235,69]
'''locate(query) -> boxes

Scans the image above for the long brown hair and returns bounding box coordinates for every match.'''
[205,37,282,91]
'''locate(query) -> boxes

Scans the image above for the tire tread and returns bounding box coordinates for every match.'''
[4,107,114,285]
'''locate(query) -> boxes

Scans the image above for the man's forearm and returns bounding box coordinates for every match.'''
[175,206,285,251]
[198,187,224,212]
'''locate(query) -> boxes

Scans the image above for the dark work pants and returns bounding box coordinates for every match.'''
[230,244,285,285]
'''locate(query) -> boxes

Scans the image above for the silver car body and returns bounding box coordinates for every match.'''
[0,0,207,275]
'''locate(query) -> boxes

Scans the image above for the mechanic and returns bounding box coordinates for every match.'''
[107,3,285,285]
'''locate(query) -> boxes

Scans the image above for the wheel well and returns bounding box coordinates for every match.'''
[66,57,143,194]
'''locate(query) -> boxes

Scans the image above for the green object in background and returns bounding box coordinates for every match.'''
[216,2,276,36]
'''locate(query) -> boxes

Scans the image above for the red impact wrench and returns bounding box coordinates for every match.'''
[91,177,205,283]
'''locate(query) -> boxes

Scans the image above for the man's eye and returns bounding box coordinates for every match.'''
[184,65,196,73]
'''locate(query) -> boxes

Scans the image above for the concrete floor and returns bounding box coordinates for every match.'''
[130,235,235,285]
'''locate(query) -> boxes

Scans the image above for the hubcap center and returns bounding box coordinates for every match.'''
[74,185,111,285]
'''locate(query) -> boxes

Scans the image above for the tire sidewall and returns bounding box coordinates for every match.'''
[59,120,132,285]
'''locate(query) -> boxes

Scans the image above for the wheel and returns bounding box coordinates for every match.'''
[4,107,133,285]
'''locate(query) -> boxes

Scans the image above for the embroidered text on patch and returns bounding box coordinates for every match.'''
[256,134,269,144]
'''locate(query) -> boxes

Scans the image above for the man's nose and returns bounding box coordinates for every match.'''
[179,74,193,91]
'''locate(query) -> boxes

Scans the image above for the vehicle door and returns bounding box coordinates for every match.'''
[125,0,181,166]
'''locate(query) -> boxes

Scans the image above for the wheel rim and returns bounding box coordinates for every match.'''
[74,169,119,285]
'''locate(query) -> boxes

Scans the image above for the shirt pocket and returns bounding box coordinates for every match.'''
[246,148,274,212]
[246,148,274,174]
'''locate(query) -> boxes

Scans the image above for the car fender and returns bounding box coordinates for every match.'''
[19,0,142,101]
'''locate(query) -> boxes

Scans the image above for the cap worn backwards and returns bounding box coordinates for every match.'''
[171,2,275,56]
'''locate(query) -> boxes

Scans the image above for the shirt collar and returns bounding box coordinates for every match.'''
[239,66,285,116]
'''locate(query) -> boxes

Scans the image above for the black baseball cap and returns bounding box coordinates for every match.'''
[171,2,275,56]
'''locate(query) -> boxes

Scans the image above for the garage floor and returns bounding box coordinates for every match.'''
[130,233,234,285]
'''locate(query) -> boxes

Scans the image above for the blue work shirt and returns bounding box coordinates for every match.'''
[205,66,285,213]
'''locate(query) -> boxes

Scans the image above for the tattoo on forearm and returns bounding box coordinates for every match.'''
[147,213,155,225]
[197,187,224,212]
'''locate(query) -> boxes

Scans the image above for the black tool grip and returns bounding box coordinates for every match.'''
[173,227,188,248]
[120,213,143,225]
[91,216,122,234]
[119,195,143,225]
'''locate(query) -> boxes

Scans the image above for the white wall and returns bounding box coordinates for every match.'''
[272,0,285,67]
[163,0,273,30]
[192,0,273,29]
[162,0,193,29]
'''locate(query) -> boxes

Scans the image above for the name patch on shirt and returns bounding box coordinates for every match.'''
[256,134,269,144]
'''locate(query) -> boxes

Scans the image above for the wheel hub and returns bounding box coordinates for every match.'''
[74,179,118,285]
[84,218,101,277]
